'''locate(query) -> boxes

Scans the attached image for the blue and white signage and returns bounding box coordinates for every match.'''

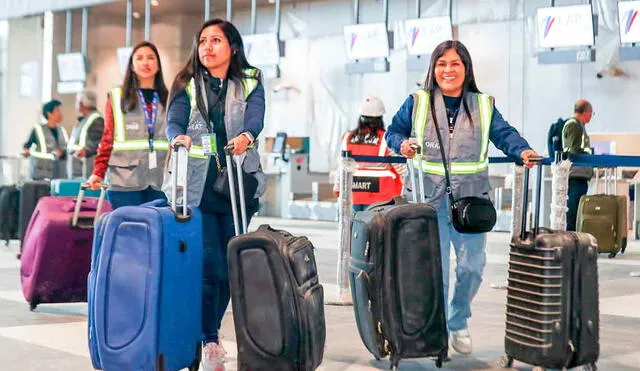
[405,17,453,56]
[536,5,595,49]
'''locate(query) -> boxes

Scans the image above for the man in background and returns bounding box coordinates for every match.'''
[562,99,594,231]
[22,100,68,180]
[66,90,104,179]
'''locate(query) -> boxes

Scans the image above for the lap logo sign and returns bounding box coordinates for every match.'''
[352,176,380,192]
[618,1,640,44]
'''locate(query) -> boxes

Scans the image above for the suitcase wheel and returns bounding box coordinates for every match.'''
[582,363,598,371]
[156,354,165,371]
[435,357,443,368]
[498,355,513,368]
[29,299,38,311]
[389,356,399,370]
[608,252,617,259]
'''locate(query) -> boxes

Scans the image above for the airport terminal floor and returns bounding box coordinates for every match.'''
[1,216,639,371]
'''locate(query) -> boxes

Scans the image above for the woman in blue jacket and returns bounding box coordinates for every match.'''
[165,19,265,371]
[385,40,539,357]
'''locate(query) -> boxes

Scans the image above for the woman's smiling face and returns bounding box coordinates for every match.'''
[434,48,466,97]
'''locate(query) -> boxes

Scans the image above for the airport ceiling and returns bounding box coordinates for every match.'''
[94,0,315,17]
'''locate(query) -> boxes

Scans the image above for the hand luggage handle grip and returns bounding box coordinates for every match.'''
[72,184,107,228]
[407,142,425,203]
[224,143,248,236]
[171,142,189,218]
[519,156,545,240]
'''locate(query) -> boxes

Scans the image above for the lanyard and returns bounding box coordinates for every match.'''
[446,107,459,134]
[137,90,159,151]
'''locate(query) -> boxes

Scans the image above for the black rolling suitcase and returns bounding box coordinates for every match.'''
[0,184,20,244]
[500,159,599,371]
[226,147,325,371]
[18,180,50,242]
[349,145,448,370]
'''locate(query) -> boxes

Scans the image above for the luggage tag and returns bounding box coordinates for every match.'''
[201,133,217,156]
[148,151,157,169]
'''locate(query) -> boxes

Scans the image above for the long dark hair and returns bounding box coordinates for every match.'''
[424,40,480,125]
[121,41,168,113]
[350,116,385,143]
[169,18,260,116]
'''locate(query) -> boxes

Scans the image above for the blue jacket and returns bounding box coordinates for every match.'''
[385,95,532,161]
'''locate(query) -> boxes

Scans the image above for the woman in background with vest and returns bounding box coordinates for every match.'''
[165,19,265,371]
[334,96,403,212]
[22,99,68,180]
[385,40,539,357]
[67,89,104,179]
[86,41,170,208]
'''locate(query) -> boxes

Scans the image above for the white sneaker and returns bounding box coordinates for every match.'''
[450,329,473,355]
[201,342,227,371]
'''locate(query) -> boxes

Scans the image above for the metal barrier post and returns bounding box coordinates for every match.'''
[330,150,356,305]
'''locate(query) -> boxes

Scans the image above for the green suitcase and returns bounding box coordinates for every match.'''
[577,194,627,257]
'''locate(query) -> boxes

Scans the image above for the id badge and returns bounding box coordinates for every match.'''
[201,133,217,156]
[148,151,157,169]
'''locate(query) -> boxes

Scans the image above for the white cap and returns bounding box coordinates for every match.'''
[359,96,385,117]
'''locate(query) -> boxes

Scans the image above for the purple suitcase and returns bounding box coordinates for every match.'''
[20,187,111,310]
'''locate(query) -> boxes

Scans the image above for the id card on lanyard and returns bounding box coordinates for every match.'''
[137,90,159,169]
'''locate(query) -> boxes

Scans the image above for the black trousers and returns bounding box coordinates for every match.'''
[566,178,589,231]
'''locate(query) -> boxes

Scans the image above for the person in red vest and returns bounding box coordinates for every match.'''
[334,96,404,212]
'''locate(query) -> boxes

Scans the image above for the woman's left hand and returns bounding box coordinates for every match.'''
[520,149,541,168]
[227,134,251,155]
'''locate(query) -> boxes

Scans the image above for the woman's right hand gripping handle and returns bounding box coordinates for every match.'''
[87,174,103,190]
[400,138,420,159]
[171,135,192,150]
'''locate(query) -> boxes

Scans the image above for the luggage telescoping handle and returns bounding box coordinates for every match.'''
[72,183,107,228]
[407,142,425,203]
[171,141,189,218]
[519,156,545,240]
[224,144,248,237]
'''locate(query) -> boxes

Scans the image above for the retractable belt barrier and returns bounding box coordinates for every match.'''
[349,153,640,167]
[335,152,640,296]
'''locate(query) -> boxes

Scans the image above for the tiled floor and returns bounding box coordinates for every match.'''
[1,217,639,370]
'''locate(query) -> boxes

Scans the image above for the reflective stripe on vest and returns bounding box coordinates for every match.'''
[61,126,69,144]
[111,87,127,143]
[110,87,168,151]
[32,125,56,160]
[112,140,169,151]
[185,69,260,159]
[68,112,101,151]
[413,91,492,175]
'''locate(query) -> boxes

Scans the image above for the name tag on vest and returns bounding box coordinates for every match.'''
[352,176,380,192]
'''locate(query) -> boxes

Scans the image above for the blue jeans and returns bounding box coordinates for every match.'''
[106,187,167,209]
[436,198,487,332]
[201,210,254,344]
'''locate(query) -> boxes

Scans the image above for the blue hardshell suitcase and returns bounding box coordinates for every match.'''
[88,145,202,371]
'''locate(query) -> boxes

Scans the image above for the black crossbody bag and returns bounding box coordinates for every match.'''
[431,103,496,234]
